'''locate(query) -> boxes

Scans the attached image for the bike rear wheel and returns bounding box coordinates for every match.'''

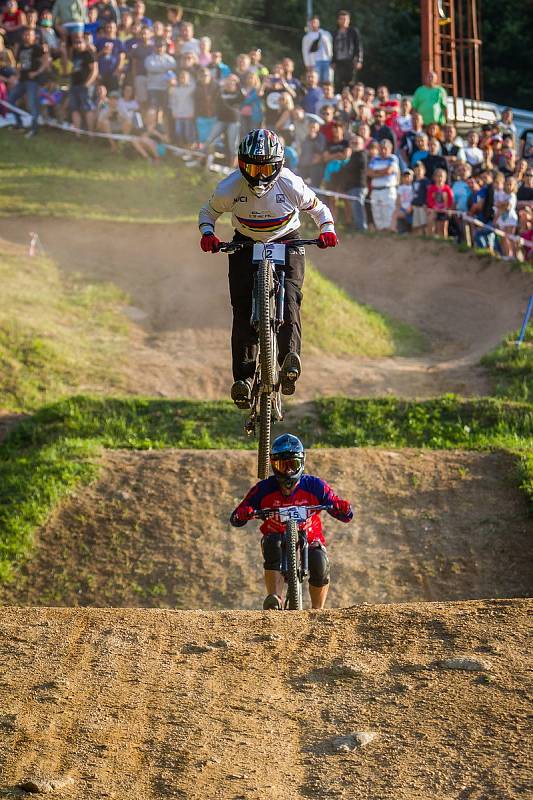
[257,259,276,479]
[286,520,303,610]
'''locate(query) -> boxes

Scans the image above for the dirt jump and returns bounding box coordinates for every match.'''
[0,218,531,399]
[0,600,530,799]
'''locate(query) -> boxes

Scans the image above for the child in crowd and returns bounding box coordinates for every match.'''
[426,167,454,238]
[168,68,196,146]
[464,129,484,175]
[394,169,414,233]
[495,175,518,259]
[411,160,431,234]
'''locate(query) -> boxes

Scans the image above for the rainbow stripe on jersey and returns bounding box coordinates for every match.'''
[235,210,296,233]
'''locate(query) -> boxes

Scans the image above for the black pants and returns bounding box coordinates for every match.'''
[228,229,304,382]
[262,534,330,587]
[334,60,357,93]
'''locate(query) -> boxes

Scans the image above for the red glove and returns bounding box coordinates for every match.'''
[317,231,338,249]
[336,499,352,517]
[200,232,221,253]
[230,505,255,527]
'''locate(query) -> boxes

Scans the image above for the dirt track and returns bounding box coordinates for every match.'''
[1,218,531,399]
[0,600,530,799]
[2,448,531,610]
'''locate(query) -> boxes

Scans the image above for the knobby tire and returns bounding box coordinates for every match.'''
[286,520,303,610]
[257,259,275,480]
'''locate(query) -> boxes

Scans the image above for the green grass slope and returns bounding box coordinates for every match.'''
[0,129,216,222]
[0,247,129,410]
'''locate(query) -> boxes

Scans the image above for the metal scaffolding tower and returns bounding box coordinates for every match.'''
[421,0,483,121]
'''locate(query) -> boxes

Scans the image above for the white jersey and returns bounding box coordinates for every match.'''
[198,167,334,243]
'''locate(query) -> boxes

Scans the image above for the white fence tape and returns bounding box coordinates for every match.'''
[1,97,531,253]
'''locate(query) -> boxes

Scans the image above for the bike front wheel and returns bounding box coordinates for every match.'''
[286,520,303,610]
[257,393,271,480]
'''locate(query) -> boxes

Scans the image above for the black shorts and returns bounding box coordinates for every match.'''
[261,534,330,587]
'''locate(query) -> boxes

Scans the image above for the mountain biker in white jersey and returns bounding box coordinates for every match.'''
[198,128,338,408]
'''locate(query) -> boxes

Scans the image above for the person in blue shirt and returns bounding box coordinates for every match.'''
[301,68,324,115]
[451,163,473,213]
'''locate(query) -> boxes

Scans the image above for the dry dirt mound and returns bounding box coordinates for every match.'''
[1,218,531,399]
[2,449,530,609]
[0,600,530,799]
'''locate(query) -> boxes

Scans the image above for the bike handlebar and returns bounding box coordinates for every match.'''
[217,238,320,254]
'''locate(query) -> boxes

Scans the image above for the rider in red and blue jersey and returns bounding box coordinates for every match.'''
[230,433,353,610]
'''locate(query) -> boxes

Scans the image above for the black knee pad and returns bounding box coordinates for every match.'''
[308,544,330,587]
[261,534,283,571]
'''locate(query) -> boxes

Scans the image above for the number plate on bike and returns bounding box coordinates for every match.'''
[252,242,286,265]
[277,506,308,523]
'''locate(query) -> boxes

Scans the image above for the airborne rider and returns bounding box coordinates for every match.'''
[198,128,338,408]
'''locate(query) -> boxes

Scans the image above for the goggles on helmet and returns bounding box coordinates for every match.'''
[270,456,304,476]
[238,159,278,179]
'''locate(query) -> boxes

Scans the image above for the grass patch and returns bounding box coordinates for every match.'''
[304,262,425,357]
[0,128,216,222]
[481,325,533,402]
[0,247,130,410]
[1,393,531,581]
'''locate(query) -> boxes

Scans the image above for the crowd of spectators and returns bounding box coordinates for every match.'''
[1,0,532,256]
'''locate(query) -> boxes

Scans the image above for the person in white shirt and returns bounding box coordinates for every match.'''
[198,128,337,408]
[368,138,400,230]
[464,129,484,175]
[302,15,333,84]
[168,68,196,145]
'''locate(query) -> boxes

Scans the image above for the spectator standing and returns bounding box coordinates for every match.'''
[194,66,217,143]
[145,36,175,118]
[499,107,517,142]
[410,133,429,168]
[339,133,368,231]
[394,169,414,233]
[201,73,244,166]
[39,10,61,55]
[463,129,484,175]
[0,0,26,49]
[302,15,332,84]
[240,71,263,132]
[300,69,324,116]
[451,162,473,213]
[441,123,465,170]
[368,138,399,230]
[370,107,395,148]
[69,32,97,132]
[412,70,447,126]
[166,5,183,39]
[52,0,87,39]
[249,48,268,80]
[132,1,152,29]
[169,67,195,145]
[396,97,413,135]
[424,137,448,180]
[281,58,301,95]
[175,20,199,59]
[130,26,153,108]
[210,50,230,81]
[496,176,519,259]
[9,26,48,137]
[331,10,363,94]
[298,119,326,187]
[517,168,533,209]
[411,160,430,233]
[97,40,120,92]
[426,168,454,237]
[198,36,212,67]
[0,31,16,69]
[400,110,424,166]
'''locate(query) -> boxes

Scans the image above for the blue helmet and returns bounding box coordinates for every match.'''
[270,434,305,490]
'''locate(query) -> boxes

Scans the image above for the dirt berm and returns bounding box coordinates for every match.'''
[0,600,530,799]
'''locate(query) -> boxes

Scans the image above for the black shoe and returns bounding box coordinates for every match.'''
[231,379,252,409]
[263,594,282,610]
[279,352,301,396]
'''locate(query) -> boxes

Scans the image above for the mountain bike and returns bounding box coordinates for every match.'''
[218,238,319,479]
[251,503,332,610]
